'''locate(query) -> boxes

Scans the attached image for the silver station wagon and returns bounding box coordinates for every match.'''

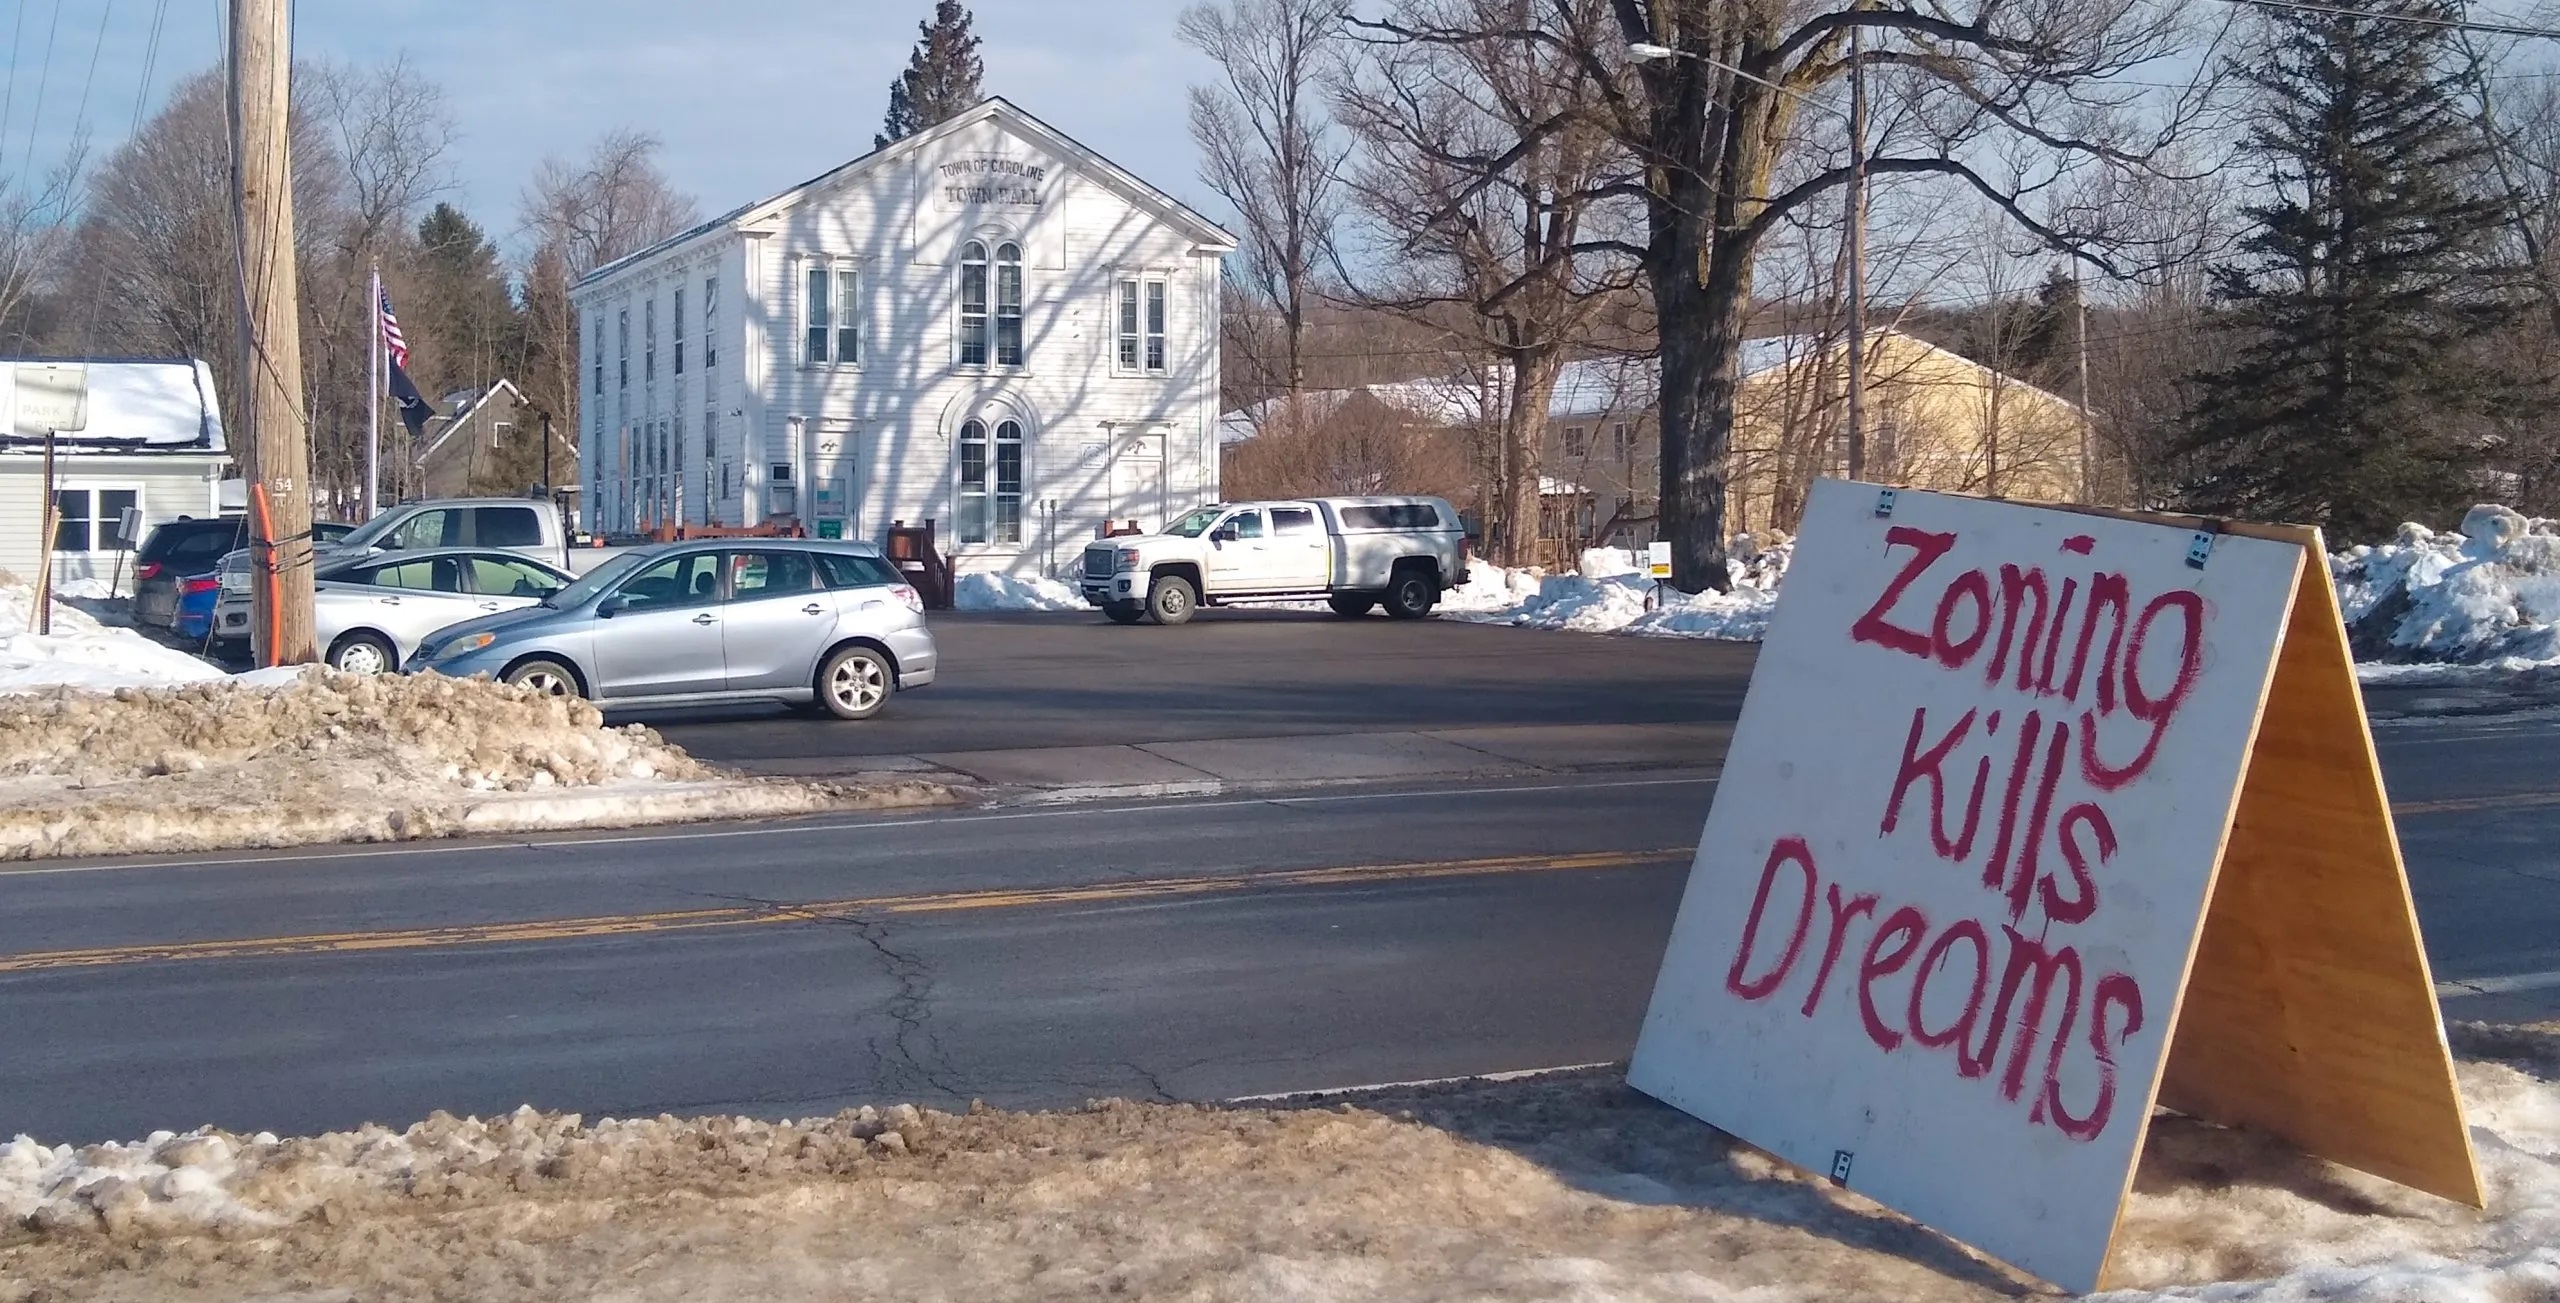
[410,539,937,720]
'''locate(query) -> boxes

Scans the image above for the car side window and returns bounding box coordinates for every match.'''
[815,552,899,589]
[468,557,562,597]
[1225,511,1265,540]
[474,507,543,548]
[616,553,723,611]
[728,550,815,600]
[390,510,459,550]
[1271,507,1317,536]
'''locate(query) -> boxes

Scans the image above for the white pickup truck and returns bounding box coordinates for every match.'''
[1079,496,1470,625]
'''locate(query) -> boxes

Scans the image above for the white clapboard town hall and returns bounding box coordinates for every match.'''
[572,99,1236,573]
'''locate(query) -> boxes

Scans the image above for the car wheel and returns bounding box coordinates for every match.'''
[328,631,397,676]
[1383,566,1438,619]
[1103,601,1146,625]
[816,645,894,720]
[504,658,584,700]
[1146,574,1197,626]
[1327,593,1378,618]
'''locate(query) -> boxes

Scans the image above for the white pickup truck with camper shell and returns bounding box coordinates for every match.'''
[1079,496,1470,625]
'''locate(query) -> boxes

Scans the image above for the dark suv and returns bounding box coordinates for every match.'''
[133,517,248,629]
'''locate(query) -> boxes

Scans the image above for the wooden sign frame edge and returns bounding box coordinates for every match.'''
[2016,500,2484,1291]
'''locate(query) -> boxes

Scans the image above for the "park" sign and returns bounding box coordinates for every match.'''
[1629,480,2481,1292]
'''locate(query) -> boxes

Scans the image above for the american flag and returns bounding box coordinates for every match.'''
[378,285,410,370]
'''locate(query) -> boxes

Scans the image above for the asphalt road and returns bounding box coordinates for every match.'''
[3,706,2558,1145]
[645,610,1761,761]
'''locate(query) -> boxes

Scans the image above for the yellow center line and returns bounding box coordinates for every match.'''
[0,848,1688,975]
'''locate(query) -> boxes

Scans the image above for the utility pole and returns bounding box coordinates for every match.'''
[365,263,380,519]
[230,0,316,666]
[2075,267,2093,501]
[1843,21,1869,482]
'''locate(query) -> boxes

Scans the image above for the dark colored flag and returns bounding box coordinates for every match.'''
[379,285,436,438]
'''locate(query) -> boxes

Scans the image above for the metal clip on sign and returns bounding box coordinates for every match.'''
[1874,489,1897,519]
[2186,531,2216,570]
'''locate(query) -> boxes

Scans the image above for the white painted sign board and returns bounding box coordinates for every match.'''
[1647,540,1672,580]
[5,362,90,434]
[1629,479,2310,1291]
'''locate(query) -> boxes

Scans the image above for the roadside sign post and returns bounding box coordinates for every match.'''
[1628,479,2479,1293]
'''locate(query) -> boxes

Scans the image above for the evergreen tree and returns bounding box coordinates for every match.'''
[877,0,985,149]
[411,203,520,398]
[2179,0,2524,539]
[2017,269,2081,381]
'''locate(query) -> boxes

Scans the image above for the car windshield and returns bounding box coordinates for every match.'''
[541,552,650,608]
[332,511,403,551]
[1165,506,1226,538]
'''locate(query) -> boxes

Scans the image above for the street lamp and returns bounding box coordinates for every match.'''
[1625,37,1870,481]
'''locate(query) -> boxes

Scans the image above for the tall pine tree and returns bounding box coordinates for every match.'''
[2180,0,2523,539]
[877,1,985,149]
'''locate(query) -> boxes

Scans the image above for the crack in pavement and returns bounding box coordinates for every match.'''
[684,890,969,1104]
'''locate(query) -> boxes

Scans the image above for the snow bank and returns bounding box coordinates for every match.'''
[953,571,1085,612]
[0,1026,2550,1301]
[0,574,223,694]
[1443,537,1789,642]
[0,669,946,859]
[2334,506,2560,679]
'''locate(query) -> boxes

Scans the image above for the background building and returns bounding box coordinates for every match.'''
[0,358,229,589]
[572,99,1236,575]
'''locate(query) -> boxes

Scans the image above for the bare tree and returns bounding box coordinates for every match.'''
[0,151,81,348]
[1181,0,1350,399]
[1339,0,1643,565]
[1574,0,2223,590]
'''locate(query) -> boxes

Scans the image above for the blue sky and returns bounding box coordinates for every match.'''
[0,0,1217,252]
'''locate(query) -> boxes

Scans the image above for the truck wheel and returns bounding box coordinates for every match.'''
[1327,593,1377,618]
[1103,601,1146,625]
[1383,566,1438,619]
[1146,574,1197,626]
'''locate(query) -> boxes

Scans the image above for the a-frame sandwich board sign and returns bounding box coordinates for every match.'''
[1627,480,2481,1293]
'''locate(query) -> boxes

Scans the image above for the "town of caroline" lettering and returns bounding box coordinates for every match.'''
[936,156,1048,208]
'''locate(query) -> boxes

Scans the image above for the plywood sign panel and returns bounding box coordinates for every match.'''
[1628,480,2306,1291]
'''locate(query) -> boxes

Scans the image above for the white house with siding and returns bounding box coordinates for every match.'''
[0,358,230,589]
[571,99,1236,576]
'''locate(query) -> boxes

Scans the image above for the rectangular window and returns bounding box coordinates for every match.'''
[1145,280,1167,372]
[592,318,604,396]
[1271,506,1318,536]
[617,309,630,389]
[1613,422,1631,457]
[1563,426,1588,458]
[704,275,718,370]
[53,490,92,552]
[805,263,832,364]
[644,297,657,382]
[837,267,861,365]
[1116,281,1140,370]
[995,254,1022,367]
[959,252,989,366]
[674,287,686,375]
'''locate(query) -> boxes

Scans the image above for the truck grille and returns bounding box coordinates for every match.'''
[1083,548,1117,580]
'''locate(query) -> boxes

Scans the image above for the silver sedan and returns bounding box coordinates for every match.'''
[216,548,573,675]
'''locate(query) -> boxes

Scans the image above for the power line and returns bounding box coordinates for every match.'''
[0,1,26,165]
[16,0,65,177]
[2222,0,2560,39]
[66,0,115,146]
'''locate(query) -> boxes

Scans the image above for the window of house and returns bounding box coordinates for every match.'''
[644,297,657,382]
[704,409,718,508]
[836,268,860,364]
[804,263,832,365]
[617,309,629,389]
[1563,426,1588,458]
[958,241,990,366]
[674,287,686,375]
[703,275,718,370]
[1118,277,1167,373]
[957,417,1024,545]
[994,242,1023,367]
[52,487,139,552]
[592,318,604,396]
[1613,422,1631,457]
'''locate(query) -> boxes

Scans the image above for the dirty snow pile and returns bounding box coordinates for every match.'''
[0,573,224,694]
[953,570,1085,612]
[2333,505,2560,682]
[1442,536,1790,641]
[0,1024,2552,1302]
[0,669,942,859]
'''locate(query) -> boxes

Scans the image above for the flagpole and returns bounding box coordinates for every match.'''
[366,263,381,519]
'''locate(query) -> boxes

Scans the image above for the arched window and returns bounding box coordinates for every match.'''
[958,241,989,365]
[994,242,1023,367]
[957,416,1026,545]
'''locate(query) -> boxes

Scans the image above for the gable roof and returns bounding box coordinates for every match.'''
[416,378,528,467]
[0,357,226,453]
[578,98,1238,294]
